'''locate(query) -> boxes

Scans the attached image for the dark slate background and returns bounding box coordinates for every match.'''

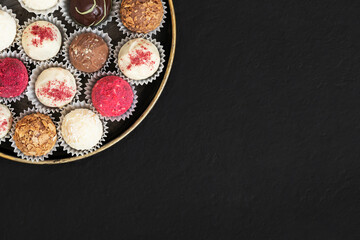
[1,0,360,239]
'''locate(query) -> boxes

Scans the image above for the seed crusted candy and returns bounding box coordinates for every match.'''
[120,0,164,34]
[13,113,57,156]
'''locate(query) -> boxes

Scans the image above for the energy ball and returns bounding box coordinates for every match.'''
[35,67,77,108]
[22,21,62,61]
[14,113,57,156]
[61,109,103,150]
[118,38,160,80]
[69,32,109,73]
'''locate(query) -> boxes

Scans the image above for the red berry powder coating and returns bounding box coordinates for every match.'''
[0,58,28,98]
[30,24,56,47]
[36,79,76,105]
[92,76,134,117]
[127,49,155,70]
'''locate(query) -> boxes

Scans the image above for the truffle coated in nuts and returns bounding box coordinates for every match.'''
[13,113,57,156]
[120,0,164,34]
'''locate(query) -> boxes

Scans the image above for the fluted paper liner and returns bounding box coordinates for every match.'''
[26,61,83,113]
[84,71,138,122]
[17,0,62,15]
[115,0,167,37]
[59,0,118,29]
[63,28,113,76]
[57,101,108,157]
[18,15,68,65]
[0,50,31,103]
[113,34,165,85]
[0,5,20,52]
[9,108,59,162]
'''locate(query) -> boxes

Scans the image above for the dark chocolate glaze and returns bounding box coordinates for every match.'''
[69,0,112,27]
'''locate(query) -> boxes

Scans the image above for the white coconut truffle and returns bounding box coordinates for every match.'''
[22,0,58,11]
[35,67,77,108]
[61,109,103,150]
[22,21,61,61]
[118,38,160,80]
[0,104,12,138]
[0,10,17,52]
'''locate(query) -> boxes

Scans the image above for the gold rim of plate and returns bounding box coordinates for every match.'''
[1,0,177,164]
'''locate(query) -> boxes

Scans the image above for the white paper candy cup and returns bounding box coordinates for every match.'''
[9,108,59,162]
[84,71,138,122]
[26,61,82,113]
[113,34,165,85]
[57,101,108,157]
[59,0,117,29]
[17,0,63,15]
[0,5,20,52]
[63,28,113,77]
[0,50,31,103]
[0,103,15,145]
[18,15,68,65]
[115,0,167,37]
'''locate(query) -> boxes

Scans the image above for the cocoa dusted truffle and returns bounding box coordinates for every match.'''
[120,0,164,34]
[69,0,112,27]
[13,113,57,156]
[69,32,109,73]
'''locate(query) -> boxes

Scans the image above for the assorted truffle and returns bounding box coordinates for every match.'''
[14,113,57,156]
[69,32,109,73]
[69,0,112,27]
[0,104,12,138]
[120,0,163,34]
[118,38,160,80]
[22,0,59,11]
[61,109,103,150]
[22,21,62,61]
[92,76,134,117]
[0,58,28,98]
[0,10,17,52]
[35,67,77,108]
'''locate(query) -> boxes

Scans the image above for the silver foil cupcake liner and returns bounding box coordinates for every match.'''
[9,107,59,162]
[17,0,63,15]
[63,28,113,77]
[0,50,31,103]
[57,101,108,157]
[18,15,68,65]
[59,0,118,30]
[0,5,20,52]
[84,71,138,122]
[0,103,15,145]
[115,0,167,37]
[26,61,83,113]
[113,34,165,85]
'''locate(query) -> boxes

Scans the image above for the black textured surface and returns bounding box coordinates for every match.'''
[1,0,360,239]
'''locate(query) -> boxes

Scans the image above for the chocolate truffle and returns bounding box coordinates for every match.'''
[61,109,103,150]
[22,21,62,61]
[14,113,57,156]
[69,32,109,73]
[0,10,17,52]
[35,67,77,108]
[118,38,160,80]
[92,76,134,117]
[0,58,28,98]
[0,104,12,138]
[69,0,112,27]
[22,0,59,11]
[120,0,163,33]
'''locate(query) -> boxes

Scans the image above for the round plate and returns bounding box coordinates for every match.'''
[0,0,176,164]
